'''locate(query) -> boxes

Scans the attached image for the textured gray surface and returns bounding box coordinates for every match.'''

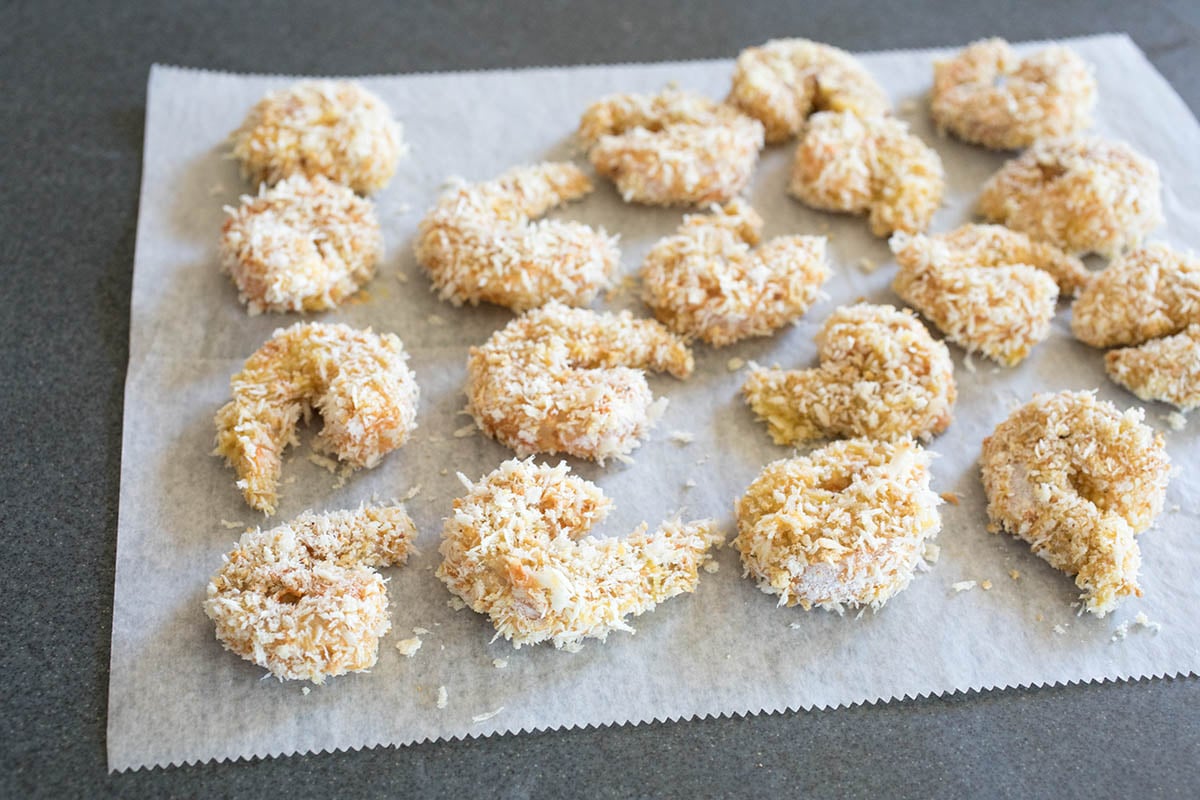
[1,1,1198,797]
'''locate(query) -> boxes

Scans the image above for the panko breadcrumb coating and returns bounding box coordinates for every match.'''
[734,438,941,611]
[466,302,693,463]
[890,227,1064,366]
[1106,324,1200,411]
[931,38,1096,150]
[789,111,944,237]
[220,174,382,313]
[743,304,956,445]
[639,198,829,346]
[414,163,618,312]
[978,137,1163,257]
[728,38,891,144]
[437,458,721,649]
[1071,242,1200,348]
[215,323,419,514]
[578,89,764,206]
[205,505,417,683]
[231,80,405,194]
[980,391,1171,616]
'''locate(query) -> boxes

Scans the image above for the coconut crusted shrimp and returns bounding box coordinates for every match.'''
[215,323,419,515]
[578,89,764,206]
[1106,325,1200,412]
[980,391,1170,616]
[744,304,956,445]
[465,302,693,463]
[1071,243,1200,348]
[978,137,1163,257]
[931,38,1096,150]
[639,198,829,346]
[438,458,721,650]
[231,80,405,195]
[414,163,618,312]
[205,505,416,683]
[889,225,1087,366]
[789,111,944,237]
[728,38,891,144]
[734,438,941,612]
[220,174,382,314]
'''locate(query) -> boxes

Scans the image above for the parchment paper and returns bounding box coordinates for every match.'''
[109,35,1200,771]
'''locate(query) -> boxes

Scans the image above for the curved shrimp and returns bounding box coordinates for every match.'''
[230,80,405,195]
[639,198,829,346]
[931,38,1096,150]
[734,438,941,612]
[728,38,891,144]
[465,301,693,463]
[414,162,618,312]
[578,89,764,206]
[743,304,956,445]
[1071,242,1200,348]
[978,136,1163,257]
[205,505,417,683]
[889,225,1075,366]
[980,391,1171,616]
[789,111,944,237]
[437,458,720,650]
[214,323,419,514]
[1106,324,1200,412]
[220,174,382,314]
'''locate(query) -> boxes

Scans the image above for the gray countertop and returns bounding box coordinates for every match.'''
[2,1,1198,797]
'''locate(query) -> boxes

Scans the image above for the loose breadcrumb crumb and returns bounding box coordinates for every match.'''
[703,560,720,574]
[940,491,960,506]
[1163,412,1188,431]
[472,707,505,723]
[981,580,993,590]
[453,424,477,439]
[952,580,977,593]
[436,686,448,709]
[492,658,508,669]
[669,431,696,445]
[220,519,246,530]
[1010,570,1021,580]
[727,357,746,372]
[395,637,423,657]
[1053,623,1068,635]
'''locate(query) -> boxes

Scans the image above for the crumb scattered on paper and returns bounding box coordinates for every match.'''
[726,357,745,372]
[940,491,960,506]
[952,580,976,593]
[980,580,993,591]
[924,542,941,564]
[448,597,467,611]
[683,479,696,490]
[402,484,422,501]
[427,314,446,326]
[1163,411,1187,431]
[788,622,802,630]
[963,353,976,373]
[453,424,476,438]
[857,256,877,273]
[395,270,409,283]
[702,560,719,574]
[219,519,245,530]
[301,686,310,696]
[306,453,340,473]
[413,627,431,636]
[395,637,423,657]
[436,686,448,709]
[1053,624,1068,635]
[1009,570,1021,580]
[669,430,695,445]
[492,658,508,669]
[472,707,504,723]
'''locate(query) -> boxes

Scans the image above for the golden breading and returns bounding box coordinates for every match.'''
[578,89,764,206]
[728,38,891,144]
[414,163,618,312]
[437,458,721,650]
[465,302,693,463]
[931,38,1096,150]
[890,227,1063,366]
[789,111,944,237]
[205,506,417,683]
[1071,242,1200,348]
[214,323,419,515]
[220,174,382,314]
[1106,324,1200,411]
[231,80,405,194]
[978,136,1163,256]
[733,438,941,611]
[980,391,1171,616]
[743,304,956,445]
[639,199,829,346]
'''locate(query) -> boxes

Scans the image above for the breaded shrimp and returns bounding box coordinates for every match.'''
[465,302,693,463]
[978,136,1163,257]
[205,505,417,683]
[744,304,956,445]
[231,80,405,195]
[1071,242,1200,348]
[980,391,1171,616]
[214,323,419,514]
[1106,324,1200,411]
[931,38,1096,150]
[789,111,944,237]
[578,89,764,206]
[437,458,721,650]
[734,438,941,611]
[728,38,891,144]
[414,163,618,312]
[639,198,829,346]
[220,174,382,314]
[890,227,1068,366]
